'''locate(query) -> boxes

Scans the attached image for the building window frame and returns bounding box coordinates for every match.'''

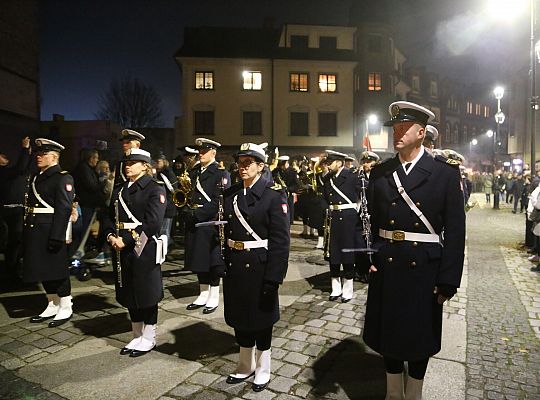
[290,111,309,136]
[318,73,337,93]
[290,35,309,48]
[318,112,337,136]
[194,71,214,90]
[242,111,262,136]
[242,71,262,91]
[368,72,382,91]
[193,110,214,135]
[319,36,337,50]
[290,72,309,92]
[466,101,473,114]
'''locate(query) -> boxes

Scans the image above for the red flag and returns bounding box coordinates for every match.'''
[363,134,372,151]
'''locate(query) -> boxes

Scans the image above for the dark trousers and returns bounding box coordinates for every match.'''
[330,263,355,280]
[384,356,430,380]
[128,305,158,324]
[42,277,71,297]
[2,208,24,273]
[197,270,220,287]
[493,191,500,209]
[234,327,273,351]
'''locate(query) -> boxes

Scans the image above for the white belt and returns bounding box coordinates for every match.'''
[379,229,440,243]
[227,238,268,250]
[4,204,23,208]
[28,207,54,214]
[329,203,357,211]
[118,222,141,230]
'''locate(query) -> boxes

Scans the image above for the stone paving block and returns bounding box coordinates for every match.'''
[272,337,287,348]
[283,352,309,366]
[32,338,58,349]
[209,378,246,396]
[1,340,25,353]
[18,332,44,344]
[286,331,309,342]
[276,363,302,378]
[0,357,26,370]
[24,351,49,363]
[0,336,14,347]
[292,383,312,398]
[188,371,221,386]
[282,340,307,352]
[168,383,203,398]
[304,344,323,358]
[190,390,228,400]
[272,348,288,360]
[267,375,297,393]
[305,319,325,328]
[242,389,277,399]
[43,344,67,354]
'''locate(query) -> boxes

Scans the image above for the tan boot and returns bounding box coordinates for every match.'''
[405,376,423,400]
[385,372,405,400]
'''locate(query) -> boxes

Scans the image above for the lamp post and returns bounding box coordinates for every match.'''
[486,129,496,172]
[364,114,378,150]
[470,138,478,161]
[530,0,538,172]
[493,86,505,172]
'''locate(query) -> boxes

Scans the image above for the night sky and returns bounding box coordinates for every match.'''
[39,0,530,127]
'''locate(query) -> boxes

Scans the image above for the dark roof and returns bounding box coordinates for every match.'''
[175,27,357,62]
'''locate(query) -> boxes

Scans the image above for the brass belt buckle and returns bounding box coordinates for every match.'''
[392,230,405,241]
[116,222,124,230]
[331,205,339,210]
[233,241,245,250]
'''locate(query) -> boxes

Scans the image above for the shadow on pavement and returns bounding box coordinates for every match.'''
[311,337,386,399]
[305,270,331,293]
[72,312,130,337]
[0,292,46,318]
[166,281,200,300]
[74,293,118,314]
[156,321,236,361]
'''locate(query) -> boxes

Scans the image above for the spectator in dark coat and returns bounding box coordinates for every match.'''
[512,174,525,213]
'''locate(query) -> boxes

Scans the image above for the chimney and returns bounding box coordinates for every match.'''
[52,113,65,122]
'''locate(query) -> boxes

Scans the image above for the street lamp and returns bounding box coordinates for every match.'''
[363,114,378,150]
[470,138,478,160]
[486,129,496,172]
[493,86,505,169]
[530,0,538,172]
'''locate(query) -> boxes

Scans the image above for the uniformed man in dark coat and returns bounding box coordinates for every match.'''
[223,142,290,392]
[363,101,466,399]
[24,139,75,327]
[322,150,363,303]
[114,129,145,186]
[103,148,167,357]
[184,138,230,314]
[423,125,439,155]
[272,155,300,225]
[305,157,329,249]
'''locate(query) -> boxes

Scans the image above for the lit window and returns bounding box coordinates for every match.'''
[290,73,309,92]
[484,105,490,118]
[319,73,337,92]
[466,101,473,114]
[475,104,481,115]
[195,72,214,90]
[243,71,262,90]
[368,73,382,91]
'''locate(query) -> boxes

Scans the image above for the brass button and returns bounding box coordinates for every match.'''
[389,239,394,244]
[411,261,417,267]
[413,241,418,247]
[414,222,419,228]
[30,224,34,228]
[339,217,343,221]
[228,214,232,218]
[391,202,396,206]
[338,201,342,204]
[389,220,395,225]
[245,263,250,268]
[416,202,420,207]
[246,231,250,235]
[246,248,251,252]
[387,257,393,262]
[229,263,232,267]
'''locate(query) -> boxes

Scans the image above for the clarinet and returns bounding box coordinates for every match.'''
[114,200,123,288]
[359,171,374,263]
[217,178,226,258]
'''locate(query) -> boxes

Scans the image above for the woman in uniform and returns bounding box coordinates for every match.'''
[104,148,166,358]
[25,139,75,328]
[223,142,290,392]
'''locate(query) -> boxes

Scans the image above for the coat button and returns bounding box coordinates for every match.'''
[410,261,417,267]
[339,217,343,221]
[413,241,418,246]
[229,263,232,267]
[228,214,232,218]
[414,222,419,228]
[416,202,421,207]
[389,220,395,225]
[391,202,396,206]
[246,248,250,252]
[338,201,342,204]
[30,224,34,228]
[389,239,394,244]
[387,257,393,262]
[245,263,250,268]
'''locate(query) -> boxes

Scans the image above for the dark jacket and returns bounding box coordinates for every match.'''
[322,167,364,264]
[157,167,178,218]
[0,147,32,207]
[72,161,105,208]
[223,176,290,331]
[103,174,166,309]
[23,165,74,282]
[363,152,466,361]
[183,161,231,272]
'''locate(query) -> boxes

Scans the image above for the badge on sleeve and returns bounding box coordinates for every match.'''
[160,194,166,204]
[281,203,288,214]
[65,183,73,192]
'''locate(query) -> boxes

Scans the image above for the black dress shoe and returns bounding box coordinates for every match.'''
[129,348,153,357]
[226,372,254,384]
[252,381,269,392]
[48,316,71,327]
[328,295,341,301]
[186,303,204,310]
[120,347,133,355]
[203,306,217,314]
[341,297,352,303]
[30,315,54,323]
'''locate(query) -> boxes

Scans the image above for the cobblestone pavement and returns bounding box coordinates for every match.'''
[0,193,537,399]
[466,194,540,400]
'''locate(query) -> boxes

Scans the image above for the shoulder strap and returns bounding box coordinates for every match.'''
[330,178,354,204]
[31,176,54,210]
[160,172,174,192]
[392,171,436,235]
[196,176,212,202]
[232,195,267,249]
[118,187,142,226]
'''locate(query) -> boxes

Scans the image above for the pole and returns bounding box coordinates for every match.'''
[531,0,537,171]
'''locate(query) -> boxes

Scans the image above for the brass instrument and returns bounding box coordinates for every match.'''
[114,200,123,288]
[172,170,193,208]
[322,208,331,261]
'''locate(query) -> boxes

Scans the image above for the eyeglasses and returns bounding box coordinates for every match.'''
[238,159,258,168]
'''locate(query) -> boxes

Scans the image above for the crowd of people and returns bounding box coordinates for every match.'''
[8,99,531,398]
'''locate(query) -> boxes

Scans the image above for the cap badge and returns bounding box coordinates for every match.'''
[391,104,400,118]
[240,143,250,151]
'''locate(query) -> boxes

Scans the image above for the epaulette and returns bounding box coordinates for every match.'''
[60,170,68,174]
[153,179,165,185]
[435,154,459,167]
[269,183,283,191]
[217,165,225,170]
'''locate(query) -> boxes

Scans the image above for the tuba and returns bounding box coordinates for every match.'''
[172,170,193,208]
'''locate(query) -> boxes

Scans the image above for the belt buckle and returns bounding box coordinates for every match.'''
[392,230,405,241]
[116,222,124,230]
[233,241,245,251]
[331,205,339,210]
[27,207,34,214]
